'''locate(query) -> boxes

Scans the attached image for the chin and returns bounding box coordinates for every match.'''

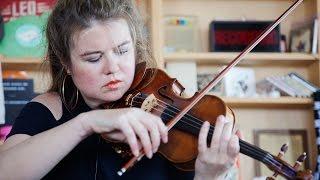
[103,90,127,102]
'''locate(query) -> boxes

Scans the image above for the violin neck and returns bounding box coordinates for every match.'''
[239,139,298,179]
[239,139,273,164]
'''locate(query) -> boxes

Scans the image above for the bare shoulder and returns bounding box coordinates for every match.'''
[0,93,62,152]
[31,92,62,120]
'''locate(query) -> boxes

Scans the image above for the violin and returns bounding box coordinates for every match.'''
[102,0,313,179]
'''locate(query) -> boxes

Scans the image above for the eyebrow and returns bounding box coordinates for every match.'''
[80,51,103,57]
[80,40,131,57]
[117,40,131,47]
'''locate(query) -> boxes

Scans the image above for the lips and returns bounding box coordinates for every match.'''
[104,80,122,89]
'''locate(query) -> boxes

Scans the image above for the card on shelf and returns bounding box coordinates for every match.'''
[223,67,256,97]
[166,61,198,96]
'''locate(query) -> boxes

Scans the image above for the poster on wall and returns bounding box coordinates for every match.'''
[0,0,56,22]
[0,0,56,58]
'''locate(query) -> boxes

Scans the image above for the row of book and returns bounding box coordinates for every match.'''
[257,72,318,98]
[167,62,319,98]
[0,70,36,126]
[0,68,37,142]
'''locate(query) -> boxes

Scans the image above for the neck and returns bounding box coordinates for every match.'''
[81,94,105,109]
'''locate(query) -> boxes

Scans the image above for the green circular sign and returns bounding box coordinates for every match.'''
[15,24,41,48]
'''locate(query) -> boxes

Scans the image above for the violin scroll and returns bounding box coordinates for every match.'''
[295,153,313,180]
[266,144,312,180]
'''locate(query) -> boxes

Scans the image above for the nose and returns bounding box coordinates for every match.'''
[103,54,120,75]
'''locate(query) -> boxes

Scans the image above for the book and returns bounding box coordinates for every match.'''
[312,18,319,54]
[256,79,281,98]
[3,79,36,125]
[289,72,319,93]
[282,75,311,97]
[259,73,319,97]
[265,76,296,97]
[278,76,305,97]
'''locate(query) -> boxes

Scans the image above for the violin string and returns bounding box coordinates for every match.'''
[131,97,214,134]
[131,98,280,166]
[143,102,276,164]
[134,102,281,170]
[133,96,211,127]
[132,95,289,171]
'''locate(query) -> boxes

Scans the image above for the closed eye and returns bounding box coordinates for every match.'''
[114,48,129,55]
[114,40,131,56]
[87,54,103,63]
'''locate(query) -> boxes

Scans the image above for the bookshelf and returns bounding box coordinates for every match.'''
[0,55,49,93]
[0,54,42,64]
[221,96,313,109]
[0,55,43,70]
[164,52,318,66]
[147,0,319,179]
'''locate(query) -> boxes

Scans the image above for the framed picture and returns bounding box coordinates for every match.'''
[209,21,280,52]
[253,130,309,178]
[289,18,318,54]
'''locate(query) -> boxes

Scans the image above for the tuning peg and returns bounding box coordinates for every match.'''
[293,152,307,170]
[272,143,289,178]
[278,143,289,158]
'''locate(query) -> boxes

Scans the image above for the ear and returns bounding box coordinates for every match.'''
[61,63,71,74]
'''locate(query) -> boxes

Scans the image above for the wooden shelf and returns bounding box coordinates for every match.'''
[164,52,318,66]
[0,55,44,70]
[0,55,43,64]
[219,96,313,108]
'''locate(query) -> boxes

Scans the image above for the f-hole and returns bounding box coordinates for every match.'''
[158,85,174,104]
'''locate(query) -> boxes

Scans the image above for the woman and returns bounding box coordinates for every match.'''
[0,0,239,179]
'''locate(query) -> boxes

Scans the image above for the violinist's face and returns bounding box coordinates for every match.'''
[69,19,135,108]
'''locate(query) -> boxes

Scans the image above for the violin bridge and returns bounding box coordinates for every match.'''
[125,93,140,106]
[141,94,158,112]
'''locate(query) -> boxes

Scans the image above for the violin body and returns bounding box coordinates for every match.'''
[104,65,235,170]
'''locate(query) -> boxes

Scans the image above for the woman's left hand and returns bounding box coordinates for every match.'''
[194,115,240,180]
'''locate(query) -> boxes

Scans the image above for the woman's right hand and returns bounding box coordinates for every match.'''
[78,108,168,158]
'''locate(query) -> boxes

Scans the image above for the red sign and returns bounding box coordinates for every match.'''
[0,0,56,22]
[214,30,278,46]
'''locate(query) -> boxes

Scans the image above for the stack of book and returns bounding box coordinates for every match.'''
[3,78,36,125]
[257,72,318,97]
[1,70,37,125]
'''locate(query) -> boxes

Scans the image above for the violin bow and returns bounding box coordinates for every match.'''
[118,0,305,177]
